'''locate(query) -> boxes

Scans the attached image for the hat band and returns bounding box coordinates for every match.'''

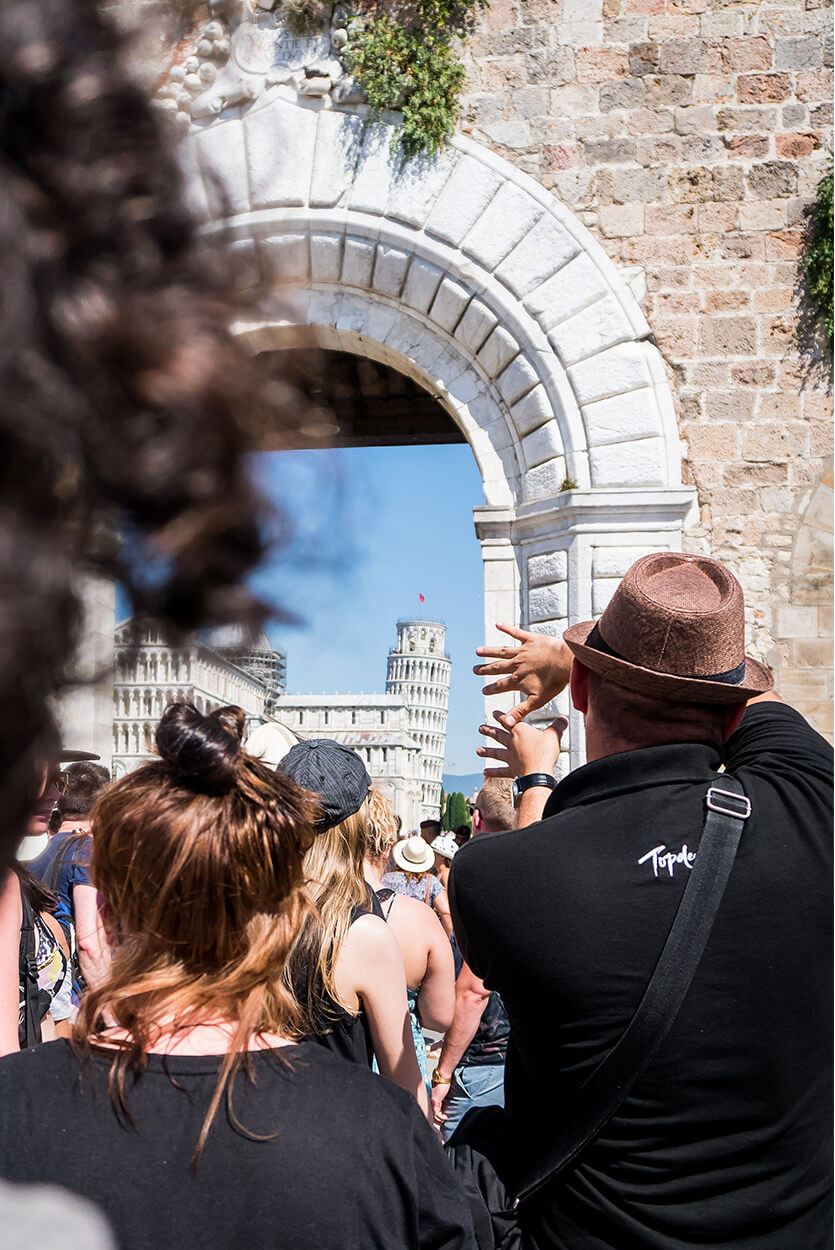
[587,624,747,685]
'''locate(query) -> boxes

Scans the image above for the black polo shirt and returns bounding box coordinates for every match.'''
[449,702,833,1249]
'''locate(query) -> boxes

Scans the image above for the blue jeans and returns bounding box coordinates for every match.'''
[440,1062,505,1143]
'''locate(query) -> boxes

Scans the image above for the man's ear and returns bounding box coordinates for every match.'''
[569,659,588,714]
[472,808,482,833]
[722,702,746,741]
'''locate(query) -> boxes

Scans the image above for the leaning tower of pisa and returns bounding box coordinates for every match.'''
[385,620,451,821]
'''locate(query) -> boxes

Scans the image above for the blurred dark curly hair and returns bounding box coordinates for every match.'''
[0,0,300,857]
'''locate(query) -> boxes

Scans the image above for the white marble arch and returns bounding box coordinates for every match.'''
[184,87,697,768]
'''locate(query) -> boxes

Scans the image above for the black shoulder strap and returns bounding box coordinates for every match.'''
[18,890,43,1049]
[516,774,751,1207]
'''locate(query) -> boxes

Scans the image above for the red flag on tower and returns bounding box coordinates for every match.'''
[419,593,425,603]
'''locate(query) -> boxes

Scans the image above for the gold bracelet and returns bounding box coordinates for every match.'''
[431,1069,452,1087]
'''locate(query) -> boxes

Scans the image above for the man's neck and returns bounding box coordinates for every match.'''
[58,818,90,834]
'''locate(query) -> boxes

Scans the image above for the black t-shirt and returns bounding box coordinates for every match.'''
[0,1039,475,1250]
[462,991,509,1067]
[449,703,833,1249]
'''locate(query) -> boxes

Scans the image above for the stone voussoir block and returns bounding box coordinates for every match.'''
[510,385,554,437]
[245,101,317,209]
[260,233,309,283]
[455,298,498,355]
[582,387,662,448]
[478,325,520,378]
[522,420,563,469]
[429,277,472,333]
[341,236,376,289]
[402,258,444,315]
[372,246,411,299]
[310,109,365,209]
[495,215,580,298]
[496,353,540,407]
[309,233,343,284]
[194,120,250,216]
[548,296,634,367]
[525,252,612,333]
[425,158,504,248]
[568,342,654,406]
[525,457,569,502]
[385,149,459,230]
[461,181,544,271]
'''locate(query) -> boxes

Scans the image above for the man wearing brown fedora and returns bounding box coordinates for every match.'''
[448,552,832,1250]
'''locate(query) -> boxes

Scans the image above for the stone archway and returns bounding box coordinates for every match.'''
[182,87,696,768]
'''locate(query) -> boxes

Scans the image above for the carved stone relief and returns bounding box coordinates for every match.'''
[155,0,362,131]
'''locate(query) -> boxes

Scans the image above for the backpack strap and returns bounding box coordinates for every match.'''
[515,774,751,1207]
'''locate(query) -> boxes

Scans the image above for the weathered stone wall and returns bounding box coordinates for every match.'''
[458,0,833,737]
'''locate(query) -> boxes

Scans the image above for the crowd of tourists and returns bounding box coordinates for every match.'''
[0,551,831,1250]
[0,1,830,1246]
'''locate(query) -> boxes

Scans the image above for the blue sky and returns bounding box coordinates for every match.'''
[251,444,487,775]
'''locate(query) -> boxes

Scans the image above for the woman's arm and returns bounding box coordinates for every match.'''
[414,909,455,1033]
[338,913,431,1118]
[73,883,110,989]
[0,872,21,1056]
[432,888,454,939]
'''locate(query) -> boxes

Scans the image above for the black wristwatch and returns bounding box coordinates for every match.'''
[512,773,557,804]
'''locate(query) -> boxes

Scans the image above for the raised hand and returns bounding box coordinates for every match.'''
[477,709,568,778]
[474,623,573,725]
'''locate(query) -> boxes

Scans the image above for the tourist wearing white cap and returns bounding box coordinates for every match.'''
[429,833,459,891]
[383,837,454,938]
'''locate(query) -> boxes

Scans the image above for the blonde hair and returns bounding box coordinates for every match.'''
[75,703,316,1163]
[289,786,395,1026]
[474,777,516,831]
[362,788,400,862]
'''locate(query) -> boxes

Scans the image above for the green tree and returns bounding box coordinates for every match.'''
[442,791,470,831]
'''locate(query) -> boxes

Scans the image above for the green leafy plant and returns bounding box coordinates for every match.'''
[345,0,488,158]
[559,476,578,492]
[803,167,833,340]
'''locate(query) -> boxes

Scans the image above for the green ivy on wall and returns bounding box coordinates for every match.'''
[803,167,833,341]
[345,0,488,158]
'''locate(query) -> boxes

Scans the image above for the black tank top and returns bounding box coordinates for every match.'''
[306,886,383,1068]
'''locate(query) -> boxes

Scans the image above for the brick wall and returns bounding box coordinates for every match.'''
[460,0,833,737]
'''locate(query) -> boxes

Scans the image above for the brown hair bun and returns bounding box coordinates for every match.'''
[155,703,244,792]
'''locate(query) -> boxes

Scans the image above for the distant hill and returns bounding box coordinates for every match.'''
[442,772,484,797]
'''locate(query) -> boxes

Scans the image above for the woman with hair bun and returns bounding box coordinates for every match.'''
[0,704,476,1250]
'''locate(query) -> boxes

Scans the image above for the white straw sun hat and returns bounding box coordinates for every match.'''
[391,835,435,874]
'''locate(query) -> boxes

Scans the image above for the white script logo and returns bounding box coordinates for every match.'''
[638,844,696,878]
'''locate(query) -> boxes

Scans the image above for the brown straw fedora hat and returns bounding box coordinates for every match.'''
[564,552,773,704]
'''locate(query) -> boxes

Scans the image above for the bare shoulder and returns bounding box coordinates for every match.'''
[346,911,399,956]
[389,892,445,936]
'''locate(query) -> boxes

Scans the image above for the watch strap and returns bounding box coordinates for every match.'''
[513,773,557,799]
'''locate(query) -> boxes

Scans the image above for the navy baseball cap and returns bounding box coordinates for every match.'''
[281,739,371,831]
